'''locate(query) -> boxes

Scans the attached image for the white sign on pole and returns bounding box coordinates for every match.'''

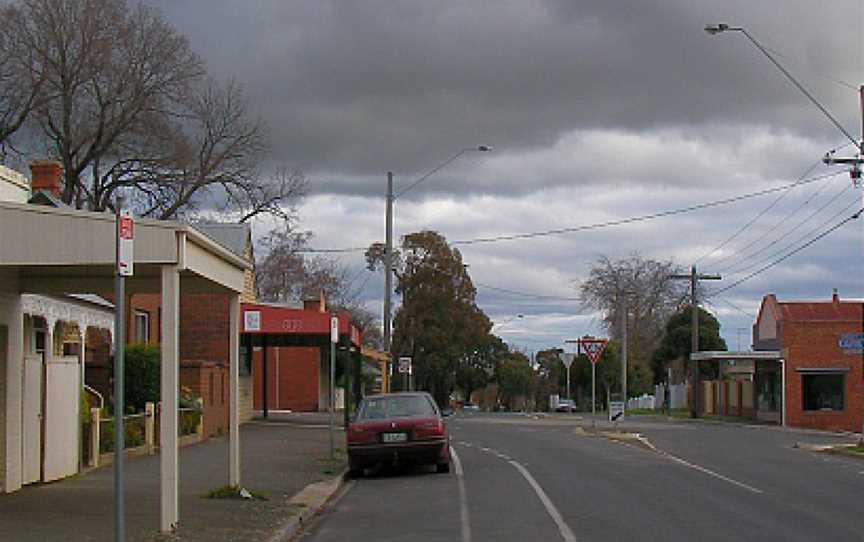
[330,315,339,343]
[118,209,134,276]
[398,356,412,374]
[609,400,625,422]
[244,311,261,332]
[561,353,576,369]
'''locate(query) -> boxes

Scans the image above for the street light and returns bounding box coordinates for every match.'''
[493,314,524,329]
[704,23,859,148]
[383,146,492,381]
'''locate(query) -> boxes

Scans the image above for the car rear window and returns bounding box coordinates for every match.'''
[358,396,437,420]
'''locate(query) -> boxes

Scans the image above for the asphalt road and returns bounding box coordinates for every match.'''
[301,413,864,542]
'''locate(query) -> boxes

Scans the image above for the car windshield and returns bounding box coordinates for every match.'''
[358,396,437,420]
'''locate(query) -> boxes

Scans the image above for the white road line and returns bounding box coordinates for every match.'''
[450,446,473,542]
[633,433,763,495]
[508,460,578,542]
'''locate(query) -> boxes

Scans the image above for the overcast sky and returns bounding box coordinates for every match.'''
[149,0,863,354]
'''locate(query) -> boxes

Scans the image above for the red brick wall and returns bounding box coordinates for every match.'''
[252,346,320,412]
[781,320,863,432]
[180,360,229,438]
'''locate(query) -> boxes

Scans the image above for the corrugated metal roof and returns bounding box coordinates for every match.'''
[194,222,250,259]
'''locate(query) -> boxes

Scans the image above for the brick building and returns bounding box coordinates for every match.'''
[110,223,258,438]
[753,290,863,432]
[243,295,362,413]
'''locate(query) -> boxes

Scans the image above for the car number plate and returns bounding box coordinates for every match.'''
[382,432,407,443]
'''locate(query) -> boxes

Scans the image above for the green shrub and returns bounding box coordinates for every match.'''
[122,343,160,412]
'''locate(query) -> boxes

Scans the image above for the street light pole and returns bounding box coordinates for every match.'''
[384,173,394,383]
[708,22,864,443]
[382,147,491,391]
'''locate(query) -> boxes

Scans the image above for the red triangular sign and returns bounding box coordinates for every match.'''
[581,338,608,365]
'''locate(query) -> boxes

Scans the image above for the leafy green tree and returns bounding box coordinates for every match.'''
[456,333,508,404]
[387,231,489,406]
[651,305,727,381]
[496,352,535,409]
[534,348,564,409]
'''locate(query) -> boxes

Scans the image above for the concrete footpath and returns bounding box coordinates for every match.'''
[0,423,346,542]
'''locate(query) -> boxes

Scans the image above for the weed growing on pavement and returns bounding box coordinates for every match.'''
[204,485,269,501]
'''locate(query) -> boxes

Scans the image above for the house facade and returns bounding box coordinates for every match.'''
[753,291,863,432]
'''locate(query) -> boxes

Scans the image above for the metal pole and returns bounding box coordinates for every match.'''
[566,365,571,412]
[621,295,627,410]
[591,361,596,430]
[262,336,268,419]
[114,196,125,542]
[329,330,335,460]
[691,265,700,419]
[383,173,394,384]
[858,86,864,445]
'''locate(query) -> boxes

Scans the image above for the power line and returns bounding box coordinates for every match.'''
[709,208,862,297]
[449,171,844,246]
[693,161,821,265]
[474,281,582,302]
[706,169,842,270]
[297,170,844,253]
[719,183,855,275]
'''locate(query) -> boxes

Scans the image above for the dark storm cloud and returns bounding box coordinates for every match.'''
[147,0,861,186]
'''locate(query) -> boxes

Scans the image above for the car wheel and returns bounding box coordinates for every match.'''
[436,462,450,474]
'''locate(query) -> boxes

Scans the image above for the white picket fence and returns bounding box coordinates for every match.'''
[625,384,688,411]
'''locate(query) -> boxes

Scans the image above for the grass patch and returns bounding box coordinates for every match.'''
[626,408,690,418]
[844,444,864,454]
[204,485,269,501]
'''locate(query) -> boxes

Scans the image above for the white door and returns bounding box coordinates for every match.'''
[43,356,80,482]
[22,354,43,485]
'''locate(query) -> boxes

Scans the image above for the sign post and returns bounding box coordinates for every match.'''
[561,353,576,412]
[398,357,412,391]
[114,198,132,542]
[330,314,338,460]
[579,336,608,430]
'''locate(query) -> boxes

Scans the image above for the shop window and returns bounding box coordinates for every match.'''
[802,373,844,411]
[135,311,150,343]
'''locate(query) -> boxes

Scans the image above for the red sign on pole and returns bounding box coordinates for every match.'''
[580,337,608,365]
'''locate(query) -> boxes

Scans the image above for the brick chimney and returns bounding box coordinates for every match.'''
[832,288,840,306]
[29,160,63,198]
[303,290,327,313]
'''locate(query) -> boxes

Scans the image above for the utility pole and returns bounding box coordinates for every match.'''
[670,265,721,418]
[384,172,394,385]
[823,85,864,445]
[620,296,627,410]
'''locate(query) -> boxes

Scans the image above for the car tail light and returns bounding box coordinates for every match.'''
[414,420,445,439]
[347,424,375,444]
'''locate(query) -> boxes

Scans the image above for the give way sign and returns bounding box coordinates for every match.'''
[580,337,608,365]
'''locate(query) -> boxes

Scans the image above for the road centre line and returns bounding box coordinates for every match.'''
[450,446,473,542]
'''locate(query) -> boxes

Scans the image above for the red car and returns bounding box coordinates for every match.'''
[347,392,451,477]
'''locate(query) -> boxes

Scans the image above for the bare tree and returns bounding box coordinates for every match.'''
[578,254,691,391]
[15,0,203,204]
[0,2,45,150]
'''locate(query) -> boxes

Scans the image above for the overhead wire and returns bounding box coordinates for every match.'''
[692,160,821,265]
[708,208,862,297]
[705,169,843,270]
[297,170,844,253]
[719,182,855,275]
